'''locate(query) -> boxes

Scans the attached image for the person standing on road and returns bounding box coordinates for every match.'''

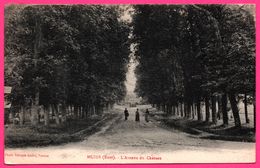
[135,108,140,122]
[124,108,129,120]
[145,109,149,122]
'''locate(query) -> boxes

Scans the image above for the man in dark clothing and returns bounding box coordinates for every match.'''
[124,108,129,120]
[145,109,149,122]
[135,108,140,122]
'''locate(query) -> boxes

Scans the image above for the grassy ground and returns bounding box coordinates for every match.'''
[5,113,119,148]
[147,108,255,142]
[162,119,255,142]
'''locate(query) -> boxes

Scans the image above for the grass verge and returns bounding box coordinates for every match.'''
[149,111,255,142]
[5,113,119,148]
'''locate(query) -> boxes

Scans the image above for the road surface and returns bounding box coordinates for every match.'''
[5,105,255,164]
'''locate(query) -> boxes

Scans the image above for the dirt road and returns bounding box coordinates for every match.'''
[5,105,255,164]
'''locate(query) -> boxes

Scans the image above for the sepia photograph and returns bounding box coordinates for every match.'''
[3,4,256,164]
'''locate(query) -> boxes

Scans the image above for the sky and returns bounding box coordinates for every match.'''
[125,57,137,94]
[120,5,137,95]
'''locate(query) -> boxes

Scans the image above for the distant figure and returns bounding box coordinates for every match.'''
[145,109,149,122]
[135,109,140,122]
[124,108,129,120]
[13,113,20,125]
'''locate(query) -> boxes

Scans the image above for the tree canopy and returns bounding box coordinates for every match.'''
[132,5,255,127]
[5,5,130,125]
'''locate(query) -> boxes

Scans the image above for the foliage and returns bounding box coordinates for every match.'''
[132,5,255,126]
[5,5,130,123]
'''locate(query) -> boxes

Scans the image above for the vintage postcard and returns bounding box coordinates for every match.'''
[3,3,256,164]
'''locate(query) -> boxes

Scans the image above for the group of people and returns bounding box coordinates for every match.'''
[124,108,150,122]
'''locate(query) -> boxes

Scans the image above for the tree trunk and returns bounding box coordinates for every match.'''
[68,105,72,116]
[221,93,228,126]
[191,103,195,119]
[94,105,98,115]
[52,104,60,125]
[79,106,82,118]
[44,105,49,126]
[4,108,10,125]
[19,106,25,125]
[93,105,96,115]
[173,105,176,116]
[244,93,249,123]
[184,103,187,118]
[31,92,40,126]
[211,95,217,124]
[187,103,192,119]
[82,106,86,119]
[96,105,101,116]
[180,103,184,117]
[86,105,89,117]
[74,105,78,118]
[10,110,14,125]
[162,104,166,112]
[61,103,67,123]
[81,106,84,117]
[228,93,241,128]
[176,104,179,116]
[166,105,170,115]
[217,95,222,120]
[89,105,93,116]
[31,18,42,126]
[101,106,104,114]
[193,104,197,118]
[205,95,210,122]
[157,104,160,110]
[253,93,256,131]
[88,104,91,117]
[197,101,201,121]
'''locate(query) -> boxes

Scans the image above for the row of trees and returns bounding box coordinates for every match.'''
[5,5,130,126]
[132,5,255,128]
